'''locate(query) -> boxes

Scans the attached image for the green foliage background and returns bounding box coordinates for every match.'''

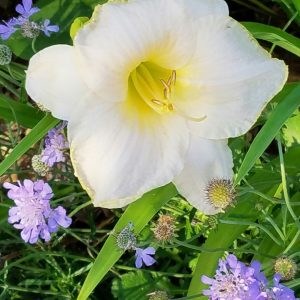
[0,0,300,299]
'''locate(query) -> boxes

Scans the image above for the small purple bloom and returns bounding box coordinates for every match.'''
[201,254,260,300]
[202,255,297,300]
[41,19,59,37]
[4,180,71,244]
[135,247,156,268]
[16,0,40,18]
[41,125,69,167]
[0,20,17,40]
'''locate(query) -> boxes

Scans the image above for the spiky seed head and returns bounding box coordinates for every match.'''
[274,257,297,280]
[205,179,235,210]
[0,45,12,65]
[36,102,50,112]
[206,215,219,230]
[116,222,137,251]
[153,214,176,243]
[148,291,169,300]
[32,154,49,176]
[21,20,41,39]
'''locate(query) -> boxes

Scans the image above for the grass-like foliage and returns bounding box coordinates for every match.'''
[1,0,300,299]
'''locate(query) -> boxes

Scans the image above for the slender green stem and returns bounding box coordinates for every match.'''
[115,265,192,278]
[68,200,92,217]
[170,239,275,258]
[0,285,70,297]
[264,214,285,241]
[249,0,278,15]
[219,219,283,246]
[0,68,19,86]
[247,189,281,204]
[270,11,298,54]
[31,37,37,53]
[277,136,300,231]
[283,231,300,255]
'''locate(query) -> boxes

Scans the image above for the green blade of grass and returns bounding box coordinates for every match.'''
[243,22,300,57]
[77,184,177,300]
[0,114,59,176]
[235,83,300,185]
[0,94,44,128]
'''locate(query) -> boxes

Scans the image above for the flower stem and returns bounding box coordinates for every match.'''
[219,219,283,247]
[68,200,92,217]
[276,136,300,231]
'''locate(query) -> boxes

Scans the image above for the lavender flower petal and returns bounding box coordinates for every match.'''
[41,126,68,167]
[16,0,40,18]
[3,180,72,244]
[0,21,17,40]
[135,247,156,268]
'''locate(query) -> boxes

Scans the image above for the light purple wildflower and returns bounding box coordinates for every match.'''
[4,180,71,244]
[41,19,59,37]
[201,254,260,300]
[15,0,40,18]
[0,20,17,40]
[135,247,156,268]
[202,255,297,300]
[41,125,69,167]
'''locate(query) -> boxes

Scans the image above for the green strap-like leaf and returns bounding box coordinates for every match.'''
[77,184,177,300]
[0,114,59,176]
[235,83,300,185]
[243,22,300,57]
[0,94,44,128]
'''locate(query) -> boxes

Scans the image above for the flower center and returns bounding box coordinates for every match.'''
[129,62,176,115]
[205,179,235,210]
[126,62,206,122]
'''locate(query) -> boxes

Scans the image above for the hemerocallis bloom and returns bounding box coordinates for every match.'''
[25,0,287,214]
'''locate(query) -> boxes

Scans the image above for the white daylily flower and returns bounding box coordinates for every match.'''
[25,0,287,214]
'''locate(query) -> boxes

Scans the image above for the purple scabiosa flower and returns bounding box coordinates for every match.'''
[201,254,261,300]
[135,247,156,268]
[15,0,40,19]
[41,19,59,37]
[270,274,296,300]
[4,180,71,244]
[41,125,69,167]
[0,20,17,40]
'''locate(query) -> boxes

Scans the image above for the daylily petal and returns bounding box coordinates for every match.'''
[74,0,228,102]
[174,17,287,139]
[25,45,93,121]
[174,136,233,215]
[68,105,189,208]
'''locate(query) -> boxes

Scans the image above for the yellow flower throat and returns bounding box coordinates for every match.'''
[130,62,176,115]
[127,61,206,122]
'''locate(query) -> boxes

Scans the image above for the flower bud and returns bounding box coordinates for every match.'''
[274,257,297,280]
[205,179,235,210]
[32,154,49,176]
[152,215,176,243]
[148,291,169,300]
[0,45,12,65]
[21,20,41,39]
[206,215,219,230]
[115,222,137,251]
